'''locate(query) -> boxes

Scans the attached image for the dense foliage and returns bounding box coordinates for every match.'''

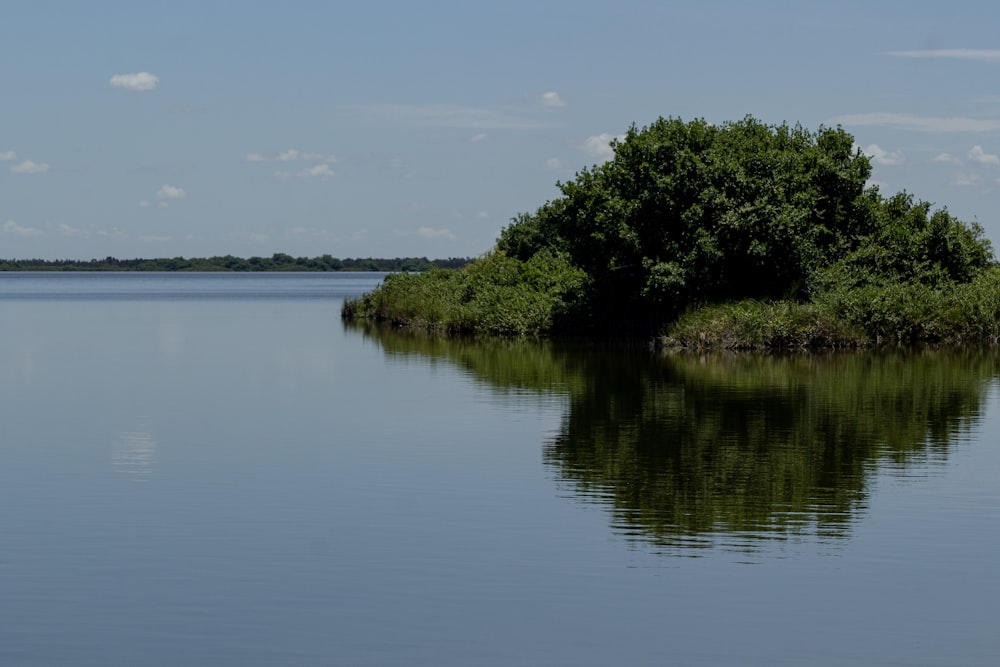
[344,115,996,343]
[0,254,471,272]
[342,249,586,336]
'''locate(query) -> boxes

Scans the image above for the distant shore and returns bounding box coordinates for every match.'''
[0,254,472,273]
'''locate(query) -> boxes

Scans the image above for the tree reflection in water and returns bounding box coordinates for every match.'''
[353,323,999,555]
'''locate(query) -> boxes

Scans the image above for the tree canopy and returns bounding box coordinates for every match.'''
[498,116,994,332]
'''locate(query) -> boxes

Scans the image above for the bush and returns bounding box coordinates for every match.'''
[342,250,587,336]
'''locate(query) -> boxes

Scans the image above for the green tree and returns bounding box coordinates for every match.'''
[501,116,880,329]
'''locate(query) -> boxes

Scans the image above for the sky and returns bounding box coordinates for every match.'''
[6,1,1000,261]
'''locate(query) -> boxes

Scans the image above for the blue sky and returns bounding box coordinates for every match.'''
[5,1,1000,260]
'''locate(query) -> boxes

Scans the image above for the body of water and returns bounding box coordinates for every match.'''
[1,272,998,666]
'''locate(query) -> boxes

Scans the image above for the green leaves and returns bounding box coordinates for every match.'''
[498,115,992,334]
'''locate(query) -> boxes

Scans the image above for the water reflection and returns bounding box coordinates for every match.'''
[112,423,156,480]
[355,325,999,554]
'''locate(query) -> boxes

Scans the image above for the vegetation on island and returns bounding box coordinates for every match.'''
[0,254,471,273]
[343,115,999,347]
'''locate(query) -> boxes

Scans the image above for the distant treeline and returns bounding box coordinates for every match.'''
[0,253,473,272]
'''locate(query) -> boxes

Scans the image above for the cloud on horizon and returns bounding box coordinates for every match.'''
[540,91,566,107]
[109,71,160,92]
[57,223,92,238]
[299,164,336,178]
[3,219,44,237]
[157,184,186,200]
[247,149,339,165]
[418,226,457,240]
[968,145,1000,166]
[10,159,49,173]
[951,172,981,187]
[273,163,337,180]
[932,153,962,164]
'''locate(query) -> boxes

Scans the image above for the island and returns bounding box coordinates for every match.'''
[342,115,1000,348]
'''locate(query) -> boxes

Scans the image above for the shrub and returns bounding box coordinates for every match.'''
[342,250,587,336]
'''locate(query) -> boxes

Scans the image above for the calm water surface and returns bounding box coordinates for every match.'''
[1,272,998,666]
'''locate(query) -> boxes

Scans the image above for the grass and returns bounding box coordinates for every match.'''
[662,266,1000,349]
[662,300,868,350]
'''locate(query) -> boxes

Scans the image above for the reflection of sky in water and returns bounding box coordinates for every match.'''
[112,426,156,480]
[156,317,185,363]
[1,348,36,382]
[0,275,998,666]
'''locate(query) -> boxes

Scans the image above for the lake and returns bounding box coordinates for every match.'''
[1,272,998,666]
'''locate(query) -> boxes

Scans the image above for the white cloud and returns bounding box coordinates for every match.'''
[475,211,489,220]
[417,227,457,240]
[860,143,904,166]
[139,235,173,242]
[57,223,92,238]
[2,219,44,237]
[150,185,185,208]
[98,227,125,238]
[579,133,625,161]
[968,145,1000,166]
[883,49,1000,61]
[11,159,49,173]
[0,150,16,161]
[540,91,566,107]
[951,172,981,187]
[355,104,551,129]
[299,164,336,179]
[932,153,961,164]
[274,164,336,180]
[470,133,488,143]
[248,149,338,163]
[109,71,160,92]
[831,113,1000,133]
[157,184,186,200]
[545,157,565,170]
